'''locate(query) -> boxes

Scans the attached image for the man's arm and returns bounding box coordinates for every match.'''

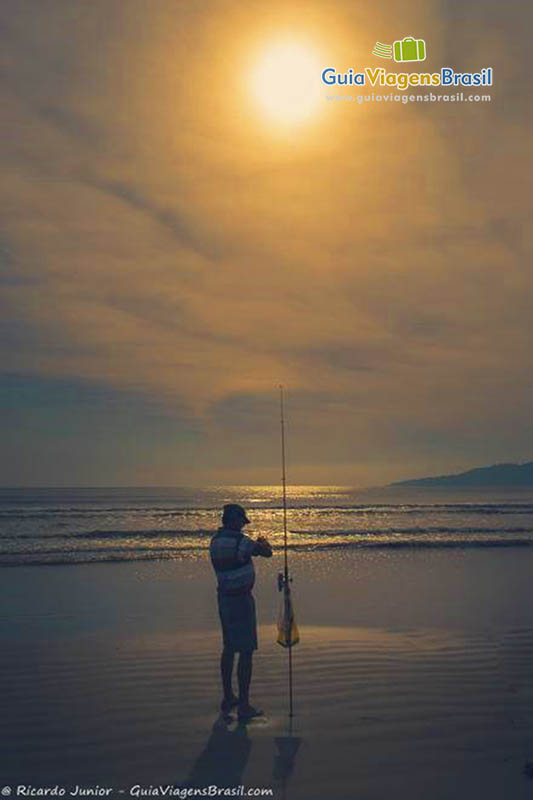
[252,535,273,557]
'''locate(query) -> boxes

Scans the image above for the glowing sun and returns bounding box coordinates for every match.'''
[250,40,323,126]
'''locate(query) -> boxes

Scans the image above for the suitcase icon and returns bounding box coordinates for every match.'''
[393,37,426,62]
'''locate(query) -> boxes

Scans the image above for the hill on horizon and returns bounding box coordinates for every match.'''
[390,461,533,488]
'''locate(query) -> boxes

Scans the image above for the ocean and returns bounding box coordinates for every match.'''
[2,486,533,567]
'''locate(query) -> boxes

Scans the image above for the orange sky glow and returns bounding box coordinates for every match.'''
[1,0,532,485]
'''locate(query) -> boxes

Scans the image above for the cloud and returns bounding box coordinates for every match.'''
[1,0,532,483]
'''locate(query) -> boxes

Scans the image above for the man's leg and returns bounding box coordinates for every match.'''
[237,650,253,707]
[220,646,235,702]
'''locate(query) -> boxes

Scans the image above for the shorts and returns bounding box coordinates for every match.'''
[217,591,258,653]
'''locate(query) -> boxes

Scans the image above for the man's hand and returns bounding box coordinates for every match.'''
[254,535,273,557]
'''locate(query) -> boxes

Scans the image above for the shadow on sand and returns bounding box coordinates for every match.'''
[177,715,252,789]
[273,728,302,799]
[176,714,303,797]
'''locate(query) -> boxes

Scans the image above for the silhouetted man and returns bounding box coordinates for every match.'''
[209,504,272,722]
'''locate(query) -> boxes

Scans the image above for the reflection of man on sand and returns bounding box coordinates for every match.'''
[179,718,251,789]
[210,504,273,722]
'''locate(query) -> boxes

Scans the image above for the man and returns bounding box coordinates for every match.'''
[209,503,273,722]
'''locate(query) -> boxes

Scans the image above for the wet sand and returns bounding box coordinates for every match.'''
[2,547,533,799]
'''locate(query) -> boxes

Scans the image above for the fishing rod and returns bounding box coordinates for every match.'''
[277,385,298,717]
[273,387,302,796]
[280,385,289,593]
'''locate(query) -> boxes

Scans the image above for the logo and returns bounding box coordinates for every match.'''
[372,36,426,62]
[372,42,393,60]
[322,35,493,91]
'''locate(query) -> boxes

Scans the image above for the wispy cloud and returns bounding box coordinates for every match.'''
[1,0,532,483]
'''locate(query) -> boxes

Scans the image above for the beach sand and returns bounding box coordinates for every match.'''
[2,546,533,799]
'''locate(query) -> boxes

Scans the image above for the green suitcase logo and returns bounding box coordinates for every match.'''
[393,36,426,62]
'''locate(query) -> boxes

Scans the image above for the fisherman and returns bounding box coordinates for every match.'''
[209,503,273,722]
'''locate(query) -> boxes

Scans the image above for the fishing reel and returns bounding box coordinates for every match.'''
[278,571,293,592]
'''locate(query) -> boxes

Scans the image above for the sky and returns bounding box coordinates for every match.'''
[1,0,532,486]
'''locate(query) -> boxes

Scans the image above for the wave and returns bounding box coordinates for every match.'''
[0,553,171,567]
[2,502,533,520]
[289,526,533,536]
[0,544,191,557]
[300,504,533,514]
[0,528,214,540]
[0,508,218,520]
[290,538,532,552]
[0,536,531,567]
[4,524,533,542]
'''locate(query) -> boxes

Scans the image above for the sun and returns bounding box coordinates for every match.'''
[250,40,323,127]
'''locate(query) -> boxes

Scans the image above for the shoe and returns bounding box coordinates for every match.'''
[220,694,239,715]
[237,704,264,722]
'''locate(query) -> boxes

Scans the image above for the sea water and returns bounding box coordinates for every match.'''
[1,486,533,567]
